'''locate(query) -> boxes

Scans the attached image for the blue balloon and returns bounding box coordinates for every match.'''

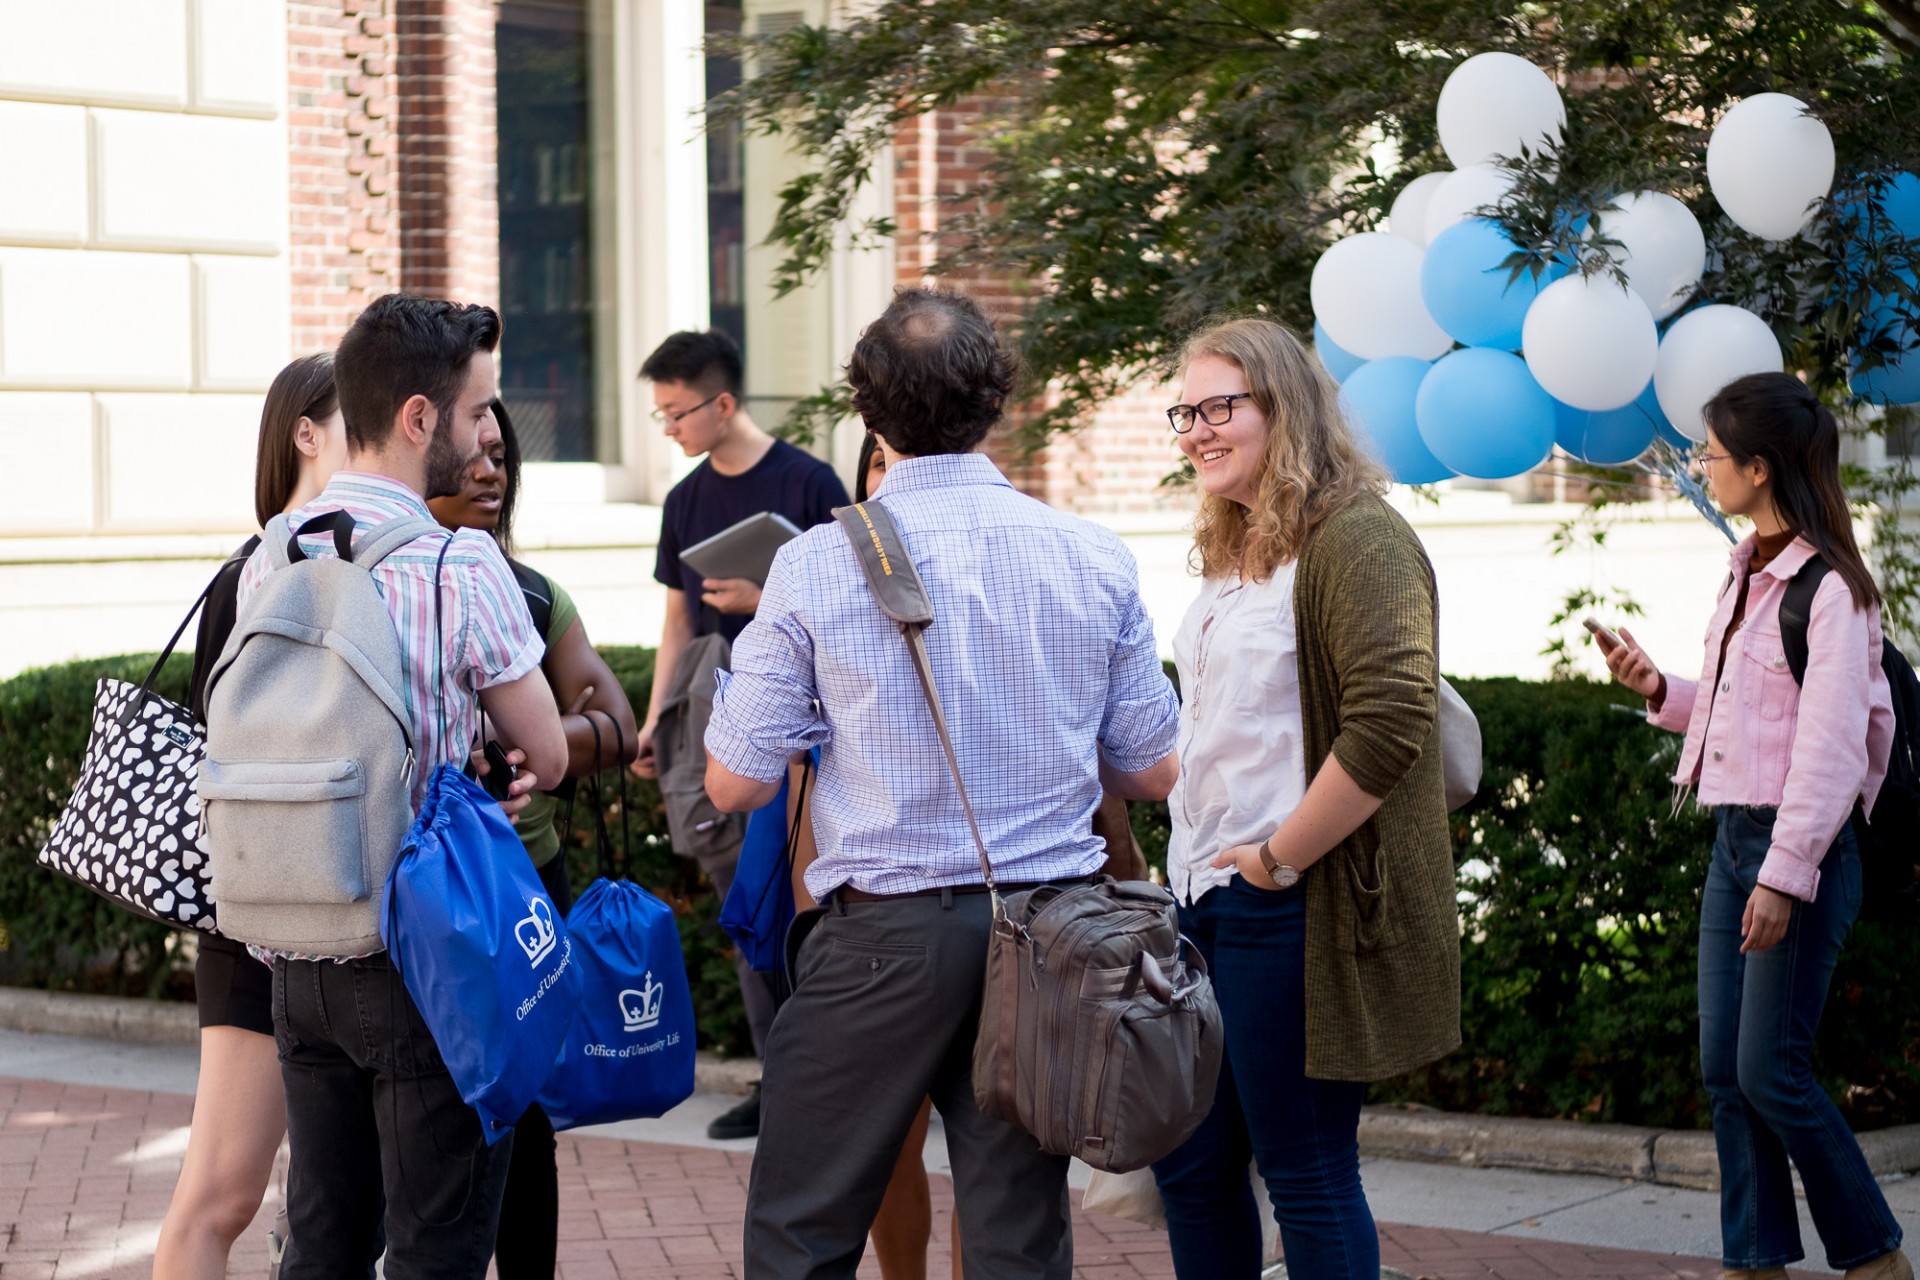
[1868,171,1920,237]
[1313,321,1366,383]
[1654,419,1694,451]
[1415,347,1557,479]
[1342,357,1452,484]
[1420,218,1565,350]
[1554,380,1663,465]
[1850,265,1920,405]
[1843,174,1920,404]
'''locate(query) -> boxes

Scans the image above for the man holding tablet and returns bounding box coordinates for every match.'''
[633,327,848,1140]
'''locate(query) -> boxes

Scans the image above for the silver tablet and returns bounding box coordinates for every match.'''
[678,511,804,585]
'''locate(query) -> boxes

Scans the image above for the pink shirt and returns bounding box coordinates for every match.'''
[1650,534,1894,902]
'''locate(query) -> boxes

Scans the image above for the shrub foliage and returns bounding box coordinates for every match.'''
[1400,677,1920,1130]
[2,656,1914,1120]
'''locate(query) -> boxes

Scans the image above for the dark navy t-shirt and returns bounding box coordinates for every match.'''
[654,439,849,642]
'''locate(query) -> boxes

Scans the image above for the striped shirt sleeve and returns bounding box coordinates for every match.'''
[457,532,544,691]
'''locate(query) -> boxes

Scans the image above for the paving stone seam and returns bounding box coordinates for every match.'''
[5,988,1915,1190]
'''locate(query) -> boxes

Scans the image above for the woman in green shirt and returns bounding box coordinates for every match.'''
[430,399,638,1280]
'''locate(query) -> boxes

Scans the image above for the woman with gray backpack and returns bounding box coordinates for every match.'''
[155,354,354,1280]
[1150,317,1462,1280]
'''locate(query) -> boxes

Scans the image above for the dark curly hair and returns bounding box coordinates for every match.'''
[845,289,1015,456]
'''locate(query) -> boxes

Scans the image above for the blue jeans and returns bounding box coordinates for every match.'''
[1700,806,1902,1270]
[1150,877,1377,1280]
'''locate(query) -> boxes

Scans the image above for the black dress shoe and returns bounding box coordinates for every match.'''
[707,1082,761,1140]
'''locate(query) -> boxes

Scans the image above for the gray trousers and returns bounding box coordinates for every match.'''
[745,891,1073,1279]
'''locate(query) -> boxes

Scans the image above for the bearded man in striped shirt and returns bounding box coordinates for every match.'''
[236,294,567,1280]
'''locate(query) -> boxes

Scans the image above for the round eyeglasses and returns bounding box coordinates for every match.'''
[1167,393,1253,434]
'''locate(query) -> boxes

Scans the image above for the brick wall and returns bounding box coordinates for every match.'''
[287,0,500,351]
[891,94,1184,516]
[288,2,401,354]
[395,0,500,304]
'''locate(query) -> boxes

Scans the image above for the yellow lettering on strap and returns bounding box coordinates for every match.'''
[853,503,893,577]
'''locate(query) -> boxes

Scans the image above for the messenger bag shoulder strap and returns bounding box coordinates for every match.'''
[832,502,996,896]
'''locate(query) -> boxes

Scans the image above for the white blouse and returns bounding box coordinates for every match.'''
[1167,564,1308,904]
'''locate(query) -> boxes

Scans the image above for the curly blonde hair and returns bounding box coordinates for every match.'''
[1185,317,1389,581]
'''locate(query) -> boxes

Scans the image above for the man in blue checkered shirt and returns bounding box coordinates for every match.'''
[704,288,1180,1279]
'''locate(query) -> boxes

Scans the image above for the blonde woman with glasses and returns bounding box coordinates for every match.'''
[1151,317,1461,1280]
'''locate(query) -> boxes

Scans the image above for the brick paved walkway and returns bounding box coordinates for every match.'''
[0,1074,1777,1280]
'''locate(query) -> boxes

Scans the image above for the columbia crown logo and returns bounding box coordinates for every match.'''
[619,972,666,1032]
[514,896,558,967]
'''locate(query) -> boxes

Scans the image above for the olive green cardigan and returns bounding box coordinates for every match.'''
[1294,495,1461,1081]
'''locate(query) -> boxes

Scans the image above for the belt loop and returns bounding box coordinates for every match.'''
[940,886,954,910]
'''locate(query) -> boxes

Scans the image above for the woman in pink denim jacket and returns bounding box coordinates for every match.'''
[1604,373,1906,1280]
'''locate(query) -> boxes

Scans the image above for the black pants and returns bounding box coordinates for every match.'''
[273,952,514,1280]
[746,890,1073,1279]
[493,855,573,1279]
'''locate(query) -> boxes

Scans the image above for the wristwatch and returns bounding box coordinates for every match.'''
[1260,848,1301,889]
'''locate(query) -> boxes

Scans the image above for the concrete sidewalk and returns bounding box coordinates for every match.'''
[0,1028,1910,1279]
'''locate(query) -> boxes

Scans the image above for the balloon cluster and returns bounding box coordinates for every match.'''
[1313,54,1863,484]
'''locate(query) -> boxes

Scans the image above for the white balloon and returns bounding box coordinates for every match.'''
[1706,93,1835,241]
[1389,171,1453,246]
[1310,233,1453,362]
[1436,52,1567,169]
[1587,192,1707,320]
[1423,165,1518,244]
[1521,274,1659,411]
[1652,305,1784,441]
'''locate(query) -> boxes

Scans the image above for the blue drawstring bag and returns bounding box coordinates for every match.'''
[381,763,583,1144]
[718,755,812,972]
[536,875,696,1129]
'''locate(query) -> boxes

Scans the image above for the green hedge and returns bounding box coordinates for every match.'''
[0,646,754,1055]
[1396,677,1920,1131]
[2,656,1914,1124]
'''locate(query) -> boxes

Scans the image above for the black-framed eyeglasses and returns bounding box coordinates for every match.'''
[649,392,722,425]
[1167,393,1253,434]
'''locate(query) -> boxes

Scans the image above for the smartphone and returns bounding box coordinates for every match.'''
[1582,616,1623,652]
[481,739,517,803]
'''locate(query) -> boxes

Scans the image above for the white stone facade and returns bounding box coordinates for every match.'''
[1,1,289,539]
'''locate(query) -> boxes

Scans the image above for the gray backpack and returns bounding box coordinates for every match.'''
[652,631,746,866]
[198,511,444,956]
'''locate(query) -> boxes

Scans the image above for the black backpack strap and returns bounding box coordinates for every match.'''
[1779,556,1835,687]
[283,510,357,564]
[510,557,556,640]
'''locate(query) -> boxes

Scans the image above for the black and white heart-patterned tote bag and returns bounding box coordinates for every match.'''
[36,573,223,932]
